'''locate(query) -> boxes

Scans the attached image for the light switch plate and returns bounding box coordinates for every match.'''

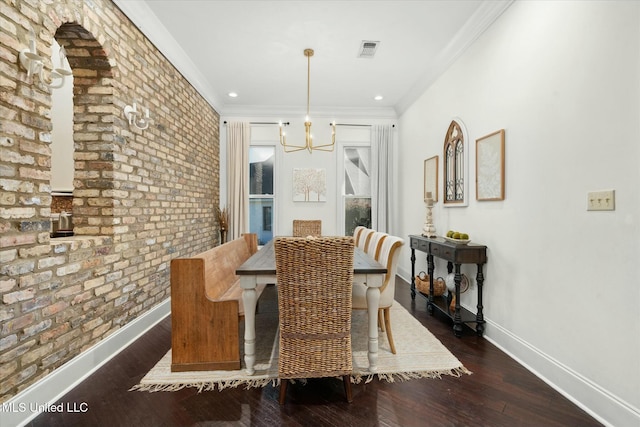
[587,190,615,211]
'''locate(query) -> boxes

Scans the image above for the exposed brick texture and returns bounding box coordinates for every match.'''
[0,0,220,400]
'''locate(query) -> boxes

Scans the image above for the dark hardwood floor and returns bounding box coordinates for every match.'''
[28,279,601,427]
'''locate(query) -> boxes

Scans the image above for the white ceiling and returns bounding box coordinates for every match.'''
[113,1,512,118]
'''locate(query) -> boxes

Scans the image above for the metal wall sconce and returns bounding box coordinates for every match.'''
[19,29,72,90]
[123,102,151,130]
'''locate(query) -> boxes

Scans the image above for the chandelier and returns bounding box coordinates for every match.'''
[280,49,336,153]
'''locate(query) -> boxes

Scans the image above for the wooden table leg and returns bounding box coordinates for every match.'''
[240,277,257,375]
[365,278,381,373]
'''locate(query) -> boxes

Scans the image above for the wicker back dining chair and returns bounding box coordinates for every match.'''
[274,236,355,404]
[292,219,322,237]
[352,234,404,354]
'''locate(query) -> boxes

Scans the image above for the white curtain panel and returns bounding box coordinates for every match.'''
[226,122,250,240]
[371,124,393,232]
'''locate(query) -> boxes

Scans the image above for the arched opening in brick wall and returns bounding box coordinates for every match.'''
[53,23,115,237]
[50,38,74,233]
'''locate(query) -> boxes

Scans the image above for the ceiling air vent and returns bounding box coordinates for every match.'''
[358,40,380,58]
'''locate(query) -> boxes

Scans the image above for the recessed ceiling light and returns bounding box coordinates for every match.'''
[228,92,238,98]
[374,95,383,101]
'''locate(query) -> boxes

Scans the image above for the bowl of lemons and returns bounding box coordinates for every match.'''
[444,230,470,244]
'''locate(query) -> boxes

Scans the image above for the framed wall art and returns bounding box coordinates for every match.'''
[423,155,438,202]
[475,129,505,201]
[293,168,326,202]
[443,119,469,207]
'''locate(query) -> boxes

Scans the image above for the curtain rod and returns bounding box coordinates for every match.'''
[222,121,394,127]
[333,123,395,128]
[223,121,289,125]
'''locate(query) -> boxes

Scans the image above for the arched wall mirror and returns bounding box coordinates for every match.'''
[443,119,468,207]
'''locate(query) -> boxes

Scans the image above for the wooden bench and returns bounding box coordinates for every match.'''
[170,233,267,372]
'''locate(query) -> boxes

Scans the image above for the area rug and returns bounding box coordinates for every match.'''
[131,294,471,393]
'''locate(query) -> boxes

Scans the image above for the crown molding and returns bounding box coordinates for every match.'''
[221,104,397,120]
[395,0,514,115]
[112,0,224,112]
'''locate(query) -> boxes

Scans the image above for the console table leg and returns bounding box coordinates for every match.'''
[410,248,416,299]
[426,253,434,315]
[475,263,485,336]
[453,264,463,337]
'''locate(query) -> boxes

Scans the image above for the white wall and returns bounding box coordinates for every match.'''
[220,115,394,236]
[396,2,639,426]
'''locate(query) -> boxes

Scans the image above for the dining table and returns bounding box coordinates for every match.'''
[235,238,387,375]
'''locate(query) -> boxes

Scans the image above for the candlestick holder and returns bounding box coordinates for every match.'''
[422,197,436,238]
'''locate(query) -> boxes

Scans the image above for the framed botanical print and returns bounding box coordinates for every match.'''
[476,129,505,201]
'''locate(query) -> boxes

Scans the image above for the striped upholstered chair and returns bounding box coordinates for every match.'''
[353,225,366,247]
[356,228,375,251]
[352,234,404,354]
[365,231,387,260]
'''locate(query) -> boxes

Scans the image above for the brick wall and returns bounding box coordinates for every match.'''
[0,0,220,400]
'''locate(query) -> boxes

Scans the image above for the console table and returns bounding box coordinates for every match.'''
[409,235,487,337]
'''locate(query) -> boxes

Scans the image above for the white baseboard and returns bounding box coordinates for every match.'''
[0,298,171,427]
[395,269,639,427]
[485,320,639,427]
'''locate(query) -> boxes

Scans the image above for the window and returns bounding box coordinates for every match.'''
[249,146,275,245]
[262,206,272,231]
[342,146,371,236]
